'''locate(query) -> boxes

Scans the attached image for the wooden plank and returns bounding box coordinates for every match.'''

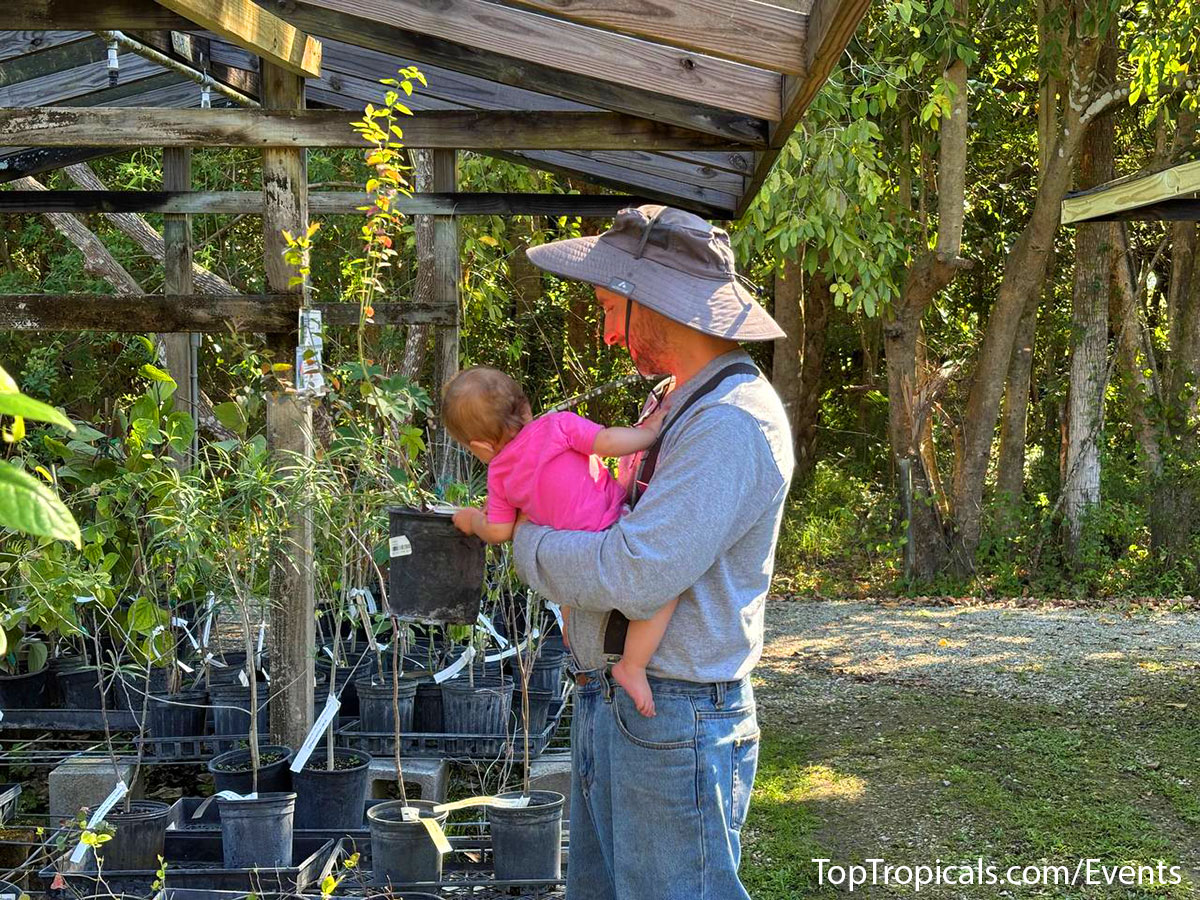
[0,293,451,330]
[280,0,769,141]
[0,31,90,63]
[153,0,322,78]
[0,52,168,106]
[503,0,808,75]
[1061,160,1200,224]
[735,0,871,216]
[0,107,753,150]
[430,149,461,470]
[0,34,103,85]
[0,189,646,216]
[161,146,195,461]
[305,0,781,119]
[0,1,190,29]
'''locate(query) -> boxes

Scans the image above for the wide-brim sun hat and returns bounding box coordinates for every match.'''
[525,204,785,342]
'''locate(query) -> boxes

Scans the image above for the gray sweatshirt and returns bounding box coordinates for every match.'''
[513,349,794,682]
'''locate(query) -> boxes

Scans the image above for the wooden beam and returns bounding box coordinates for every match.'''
[282,0,767,144]
[0,294,453,331]
[0,1,189,29]
[0,189,646,216]
[1061,160,1200,225]
[152,0,322,78]
[736,0,871,216]
[304,0,781,120]
[430,149,462,471]
[161,147,196,464]
[0,107,754,150]
[502,0,807,75]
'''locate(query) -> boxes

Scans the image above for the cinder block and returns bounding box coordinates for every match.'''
[49,757,143,822]
[528,752,572,820]
[367,757,449,803]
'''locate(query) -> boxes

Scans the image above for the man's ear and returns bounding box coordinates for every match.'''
[469,439,495,462]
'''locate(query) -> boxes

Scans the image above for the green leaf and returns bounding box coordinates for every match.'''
[25,639,47,673]
[0,394,73,430]
[141,364,177,387]
[0,462,81,547]
[213,402,248,437]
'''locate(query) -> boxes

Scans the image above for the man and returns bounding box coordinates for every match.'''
[514,205,795,900]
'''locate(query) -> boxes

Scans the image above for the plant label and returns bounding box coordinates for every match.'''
[389,535,412,558]
[433,646,476,684]
[419,816,453,855]
[69,780,128,863]
[433,795,531,814]
[476,612,509,649]
[354,596,378,650]
[237,669,249,688]
[192,790,255,820]
[177,659,194,674]
[255,621,266,667]
[290,693,342,772]
[546,601,565,633]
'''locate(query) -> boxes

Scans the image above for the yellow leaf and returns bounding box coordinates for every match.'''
[478,234,499,248]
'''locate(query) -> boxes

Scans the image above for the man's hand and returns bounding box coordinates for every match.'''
[453,507,483,536]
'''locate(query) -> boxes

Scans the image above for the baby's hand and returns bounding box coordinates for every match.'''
[452,507,480,536]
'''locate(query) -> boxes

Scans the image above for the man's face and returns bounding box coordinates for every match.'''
[595,287,670,376]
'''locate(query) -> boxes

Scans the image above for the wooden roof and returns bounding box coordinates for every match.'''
[0,0,870,217]
[1062,159,1200,225]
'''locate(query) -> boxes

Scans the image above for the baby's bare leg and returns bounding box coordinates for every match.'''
[611,597,679,717]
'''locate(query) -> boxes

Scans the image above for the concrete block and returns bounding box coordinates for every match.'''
[367,757,449,803]
[529,752,573,820]
[49,757,142,821]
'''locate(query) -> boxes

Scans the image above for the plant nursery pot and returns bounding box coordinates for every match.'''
[205,651,254,686]
[354,673,417,734]
[292,749,371,830]
[207,745,294,795]
[387,507,485,624]
[367,799,449,886]
[216,791,295,870]
[208,682,269,752]
[512,688,555,736]
[441,675,513,735]
[487,790,565,882]
[114,666,171,715]
[91,800,171,871]
[56,666,106,710]
[0,669,48,709]
[0,879,24,900]
[147,689,208,756]
[412,677,444,734]
[529,649,567,698]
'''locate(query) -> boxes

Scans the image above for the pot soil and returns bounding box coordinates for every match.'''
[56,666,106,710]
[441,675,513,735]
[355,673,417,734]
[367,799,449,885]
[292,749,371,830]
[207,745,293,795]
[91,800,171,871]
[216,792,295,869]
[387,507,485,624]
[0,669,48,709]
[487,790,564,881]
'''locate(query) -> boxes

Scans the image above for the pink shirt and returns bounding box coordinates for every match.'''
[486,411,627,532]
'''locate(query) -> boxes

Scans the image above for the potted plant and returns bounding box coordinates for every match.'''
[0,625,49,709]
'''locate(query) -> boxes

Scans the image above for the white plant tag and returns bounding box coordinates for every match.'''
[290,693,342,772]
[201,592,216,647]
[476,613,509,649]
[69,780,128,863]
[255,621,266,667]
[485,629,540,664]
[76,595,95,604]
[389,535,412,558]
[362,588,378,614]
[546,601,565,633]
[355,596,378,651]
[192,790,254,820]
[177,659,194,674]
[237,669,249,688]
[173,617,200,650]
[433,646,476,684]
[202,654,228,669]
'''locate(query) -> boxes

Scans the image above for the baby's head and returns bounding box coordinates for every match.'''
[442,366,532,462]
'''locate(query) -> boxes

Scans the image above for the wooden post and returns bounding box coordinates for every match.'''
[430,150,463,479]
[162,148,195,466]
[261,60,315,749]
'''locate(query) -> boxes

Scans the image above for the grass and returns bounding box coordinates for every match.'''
[741,681,1200,898]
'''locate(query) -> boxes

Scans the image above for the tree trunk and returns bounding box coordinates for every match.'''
[773,256,831,482]
[1061,37,1116,557]
[995,291,1039,518]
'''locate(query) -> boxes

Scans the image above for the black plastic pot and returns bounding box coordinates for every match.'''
[204,651,250,685]
[207,745,293,795]
[114,667,172,716]
[355,673,417,734]
[215,792,295,869]
[367,799,449,885]
[412,678,443,733]
[387,507,485,624]
[441,675,513,735]
[512,688,555,735]
[147,690,208,757]
[57,666,106,710]
[0,879,22,900]
[292,749,371,830]
[529,649,567,698]
[93,800,171,871]
[208,682,269,752]
[487,790,564,881]
[0,668,48,709]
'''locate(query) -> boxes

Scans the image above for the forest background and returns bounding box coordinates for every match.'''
[5,0,1200,600]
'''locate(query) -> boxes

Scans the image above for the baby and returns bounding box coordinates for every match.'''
[443,365,674,717]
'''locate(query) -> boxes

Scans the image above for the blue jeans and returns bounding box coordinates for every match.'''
[567,670,761,899]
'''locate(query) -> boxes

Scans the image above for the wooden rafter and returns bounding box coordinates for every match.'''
[0,1,188,29]
[503,0,808,76]
[1061,159,1200,225]
[0,107,753,150]
[151,0,322,79]
[301,0,782,120]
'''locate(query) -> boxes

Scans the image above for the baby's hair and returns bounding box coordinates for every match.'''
[442,366,531,448]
